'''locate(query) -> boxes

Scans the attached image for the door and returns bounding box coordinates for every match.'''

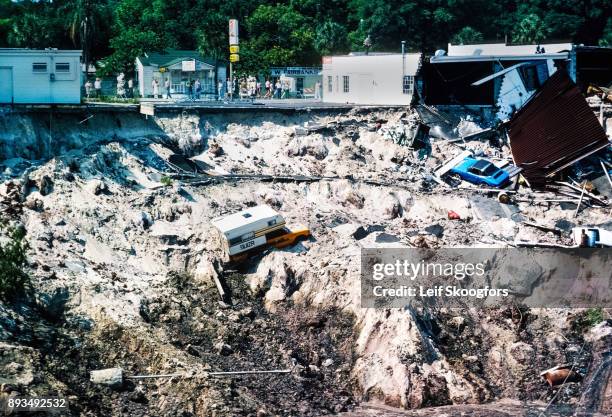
[296,77,304,94]
[0,67,13,103]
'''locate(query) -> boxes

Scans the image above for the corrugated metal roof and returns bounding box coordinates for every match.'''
[506,70,609,186]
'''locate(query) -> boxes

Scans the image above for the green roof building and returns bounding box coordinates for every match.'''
[136,49,227,98]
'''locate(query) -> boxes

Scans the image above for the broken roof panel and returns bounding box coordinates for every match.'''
[506,70,610,186]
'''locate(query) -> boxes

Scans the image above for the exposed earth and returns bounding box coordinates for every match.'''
[0,106,610,416]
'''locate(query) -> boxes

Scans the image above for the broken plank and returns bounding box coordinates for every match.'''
[434,150,473,178]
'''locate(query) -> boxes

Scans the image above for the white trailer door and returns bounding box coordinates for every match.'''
[0,67,13,103]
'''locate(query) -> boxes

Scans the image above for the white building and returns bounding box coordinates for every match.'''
[321,53,422,105]
[0,48,82,104]
[136,50,227,98]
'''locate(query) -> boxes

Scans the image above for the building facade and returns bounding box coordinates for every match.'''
[321,53,422,105]
[136,50,227,98]
[0,48,82,104]
[269,67,321,97]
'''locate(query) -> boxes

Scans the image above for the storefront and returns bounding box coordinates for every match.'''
[268,67,321,97]
[136,50,227,98]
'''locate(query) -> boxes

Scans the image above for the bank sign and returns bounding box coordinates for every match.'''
[270,67,321,76]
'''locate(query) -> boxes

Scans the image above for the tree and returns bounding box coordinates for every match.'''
[451,26,484,45]
[0,222,29,301]
[599,18,612,47]
[512,13,551,44]
[315,20,349,55]
[240,4,317,74]
[64,0,111,72]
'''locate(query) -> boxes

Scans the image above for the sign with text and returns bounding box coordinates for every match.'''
[181,60,196,72]
[361,248,611,308]
[269,67,322,76]
[229,19,239,45]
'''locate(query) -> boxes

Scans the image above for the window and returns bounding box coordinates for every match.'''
[55,63,70,72]
[403,75,414,94]
[241,231,255,241]
[327,76,332,93]
[32,63,47,73]
[343,75,349,93]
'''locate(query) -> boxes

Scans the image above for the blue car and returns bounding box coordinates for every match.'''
[450,157,510,187]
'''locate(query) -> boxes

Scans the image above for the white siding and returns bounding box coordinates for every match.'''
[447,42,572,56]
[0,49,82,104]
[322,53,421,105]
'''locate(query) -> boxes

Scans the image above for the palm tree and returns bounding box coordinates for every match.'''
[65,0,107,73]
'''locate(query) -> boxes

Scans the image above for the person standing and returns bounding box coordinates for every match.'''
[94,77,102,98]
[194,79,201,100]
[84,79,93,99]
[165,78,172,99]
[187,80,193,100]
[265,79,271,99]
[218,80,224,100]
[128,78,134,98]
[275,79,281,99]
[226,78,232,99]
[152,78,159,98]
[314,81,321,100]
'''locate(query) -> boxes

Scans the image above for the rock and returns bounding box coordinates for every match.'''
[86,179,107,195]
[585,320,612,349]
[215,341,233,356]
[379,193,401,219]
[90,368,123,388]
[341,189,364,209]
[425,224,444,238]
[509,342,534,362]
[352,226,369,240]
[294,126,308,136]
[24,197,44,212]
[322,358,334,367]
[208,141,224,156]
[36,287,70,321]
[128,211,153,230]
[38,175,53,196]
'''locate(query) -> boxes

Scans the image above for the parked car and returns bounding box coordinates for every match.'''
[450,157,510,187]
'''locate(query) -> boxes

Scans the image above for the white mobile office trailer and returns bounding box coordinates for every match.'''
[321,53,422,105]
[0,48,82,104]
[211,205,285,256]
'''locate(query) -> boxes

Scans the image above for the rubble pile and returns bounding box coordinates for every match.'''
[0,105,610,416]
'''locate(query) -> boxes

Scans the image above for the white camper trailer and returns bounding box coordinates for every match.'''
[211,205,309,261]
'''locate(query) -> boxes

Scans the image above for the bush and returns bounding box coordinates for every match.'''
[160,176,173,187]
[0,222,29,300]
[573,307,604,333]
